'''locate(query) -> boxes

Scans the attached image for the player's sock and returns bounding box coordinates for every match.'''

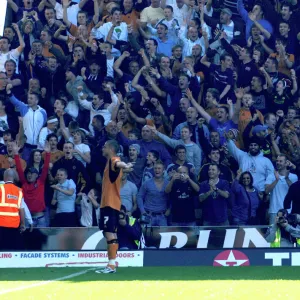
[107,239,119,267]
[109,259,116,265]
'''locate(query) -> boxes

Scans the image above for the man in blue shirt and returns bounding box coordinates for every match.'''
[137,161,170,226]
[51,168,77,227]
[139,23,178,57]
[199,164,231,226]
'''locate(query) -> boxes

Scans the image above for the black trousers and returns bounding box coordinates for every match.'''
[0,226,23,251]
[53,212,77,227]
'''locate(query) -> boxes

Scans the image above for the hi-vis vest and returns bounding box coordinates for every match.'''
[0,183,23,228]
[128,216,140,249]
[271,228,300,248]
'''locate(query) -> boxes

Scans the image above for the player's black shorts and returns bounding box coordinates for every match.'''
[99,207,119,233]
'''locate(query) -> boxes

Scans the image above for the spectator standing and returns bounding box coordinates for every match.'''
[165,165,199,226]
[284,180,300,214]
[137,161,170,226]
[79,188,100,227]
[227,136,274,193]
[120,172,138,216]
[0,24,25,73]
[51,142,90,194]
[266,155,298,224]
[14,142,50,227]
[231,170,261,225]
[199,164,231,226]
[6,84,47,162]
[0,168,26,250]
[51,168,77,227]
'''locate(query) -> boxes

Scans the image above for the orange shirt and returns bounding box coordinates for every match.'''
[101,157,122,211]
[42,44,65,58]
[269,53,294,77]
[42,151,64,164]
[122,10,140,31]
[0,155,26,171]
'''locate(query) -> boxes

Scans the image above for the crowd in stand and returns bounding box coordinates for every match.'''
[1,0,300,228]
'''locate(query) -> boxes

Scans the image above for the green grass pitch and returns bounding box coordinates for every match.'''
[1,267,300,299]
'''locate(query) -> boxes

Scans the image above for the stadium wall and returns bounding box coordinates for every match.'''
[15,226,271,251]
[1,249,300,268]
[1,226,299,268]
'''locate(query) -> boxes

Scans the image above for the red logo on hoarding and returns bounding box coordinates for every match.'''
[213,250,250,267]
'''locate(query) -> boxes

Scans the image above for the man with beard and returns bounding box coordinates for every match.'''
[227,135,274,193]
[266,154,298,224]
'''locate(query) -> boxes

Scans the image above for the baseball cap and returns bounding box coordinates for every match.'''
[252,125,268,135]
[221,8,233,17]
[26,167,39,175]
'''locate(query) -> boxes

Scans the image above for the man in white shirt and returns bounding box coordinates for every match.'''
[265,155,298,225]
[179,26,208,58]
[38,116,59,150]
[92,8,128,42]
[48,0,88,25]
[0,24,25,74]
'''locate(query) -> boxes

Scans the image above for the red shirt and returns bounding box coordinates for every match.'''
[15,153,50,213]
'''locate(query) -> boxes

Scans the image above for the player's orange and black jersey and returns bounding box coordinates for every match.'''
[100,157,123,211]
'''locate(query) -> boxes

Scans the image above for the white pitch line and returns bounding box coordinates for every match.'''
[0,267,96,296]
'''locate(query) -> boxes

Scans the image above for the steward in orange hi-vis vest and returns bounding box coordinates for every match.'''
[0,183,23,228]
